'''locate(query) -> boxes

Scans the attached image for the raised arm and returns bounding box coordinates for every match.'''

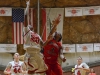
[40,15,61,47]
[48,14,61,39]
[24,0,30,27]
[23,0,31,37]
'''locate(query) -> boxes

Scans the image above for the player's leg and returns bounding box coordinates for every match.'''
[52,63,63,75]
[45,64,52,75]
[35,53,48,73]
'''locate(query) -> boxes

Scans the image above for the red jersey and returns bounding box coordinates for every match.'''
[43,39,61,64]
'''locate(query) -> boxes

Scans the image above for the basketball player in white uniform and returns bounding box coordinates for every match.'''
[4,53,27,75]
[23,0,47,74]
[23,25,48,74]
[74,57,90,75]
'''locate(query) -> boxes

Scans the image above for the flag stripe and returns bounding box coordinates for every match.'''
[12,23,14,44]
[13,23,16,44]
[19,23,21,44]
[21,23,23,44]
[14,23,16,44]
[17,23,20,44]
[14,23,18,44]
[13,22,24,44]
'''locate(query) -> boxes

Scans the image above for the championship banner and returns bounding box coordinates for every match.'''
[0,8,12,16]
[65,7,82,17]
[76,44,93,52]
[83,6,100,15]
[94,43,100,51]
[63,44,75,53]
[46,8,64,42]
[0,44,17,53]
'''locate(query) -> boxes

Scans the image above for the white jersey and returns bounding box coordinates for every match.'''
[74,63,89,75]
[8,61,23,75]
[23,25,42,49]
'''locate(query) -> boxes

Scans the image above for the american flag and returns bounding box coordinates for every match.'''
[12,8,24,44]
[12,8,35,44]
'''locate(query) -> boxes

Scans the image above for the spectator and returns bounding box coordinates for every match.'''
[88,68,96,75]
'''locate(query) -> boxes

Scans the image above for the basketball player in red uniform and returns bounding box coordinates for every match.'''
[43,15,66,75]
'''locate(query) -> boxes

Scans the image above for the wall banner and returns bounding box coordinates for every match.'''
[0,44,17,53]
[63,44,75,53]
[76,44,93,52]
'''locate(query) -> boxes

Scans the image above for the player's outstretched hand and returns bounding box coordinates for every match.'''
[52,14,61,26]
[26,0,30,6]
